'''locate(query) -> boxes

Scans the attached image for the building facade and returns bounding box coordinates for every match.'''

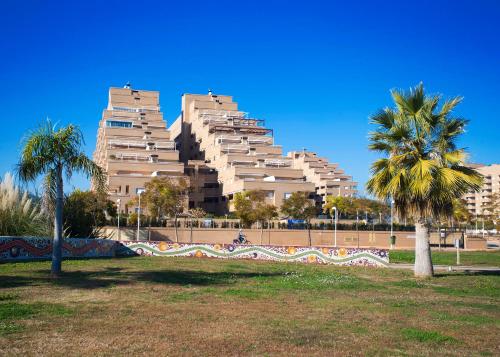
[464,164,500,219]
[93,86,186,214]
[94,86,357,215]
[288,151,358,206]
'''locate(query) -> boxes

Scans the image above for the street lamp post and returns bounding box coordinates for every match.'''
[117,198,121,241]
[333,206,338,247]
[137,189,145,241]
[356,209,360,249]
[390,199,395,249]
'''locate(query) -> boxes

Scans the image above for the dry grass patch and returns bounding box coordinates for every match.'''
[0,256,498,356]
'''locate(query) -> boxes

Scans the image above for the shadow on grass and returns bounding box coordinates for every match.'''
[433,270,500,278]
[0,268,281,290]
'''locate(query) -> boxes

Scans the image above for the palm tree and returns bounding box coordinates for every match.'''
[367,83,482,277]
[17,120,106,277]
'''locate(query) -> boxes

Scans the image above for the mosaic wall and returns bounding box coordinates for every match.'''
[117,242,389,267]
[0,237,117,261]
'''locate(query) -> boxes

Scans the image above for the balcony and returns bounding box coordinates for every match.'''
[263,159,292,168]
[111,106,159,113]
[107,139,176,151]
[220,144,250,154]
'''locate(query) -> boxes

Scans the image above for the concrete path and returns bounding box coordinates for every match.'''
[389,263,500,273]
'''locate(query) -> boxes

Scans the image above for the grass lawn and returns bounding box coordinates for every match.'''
[390,250,500,266]
[0,257,499,356]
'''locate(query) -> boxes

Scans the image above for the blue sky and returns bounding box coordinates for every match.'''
[1,0,499,195]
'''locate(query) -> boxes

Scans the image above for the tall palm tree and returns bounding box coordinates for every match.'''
[366,84,482,277]
[17,120,106,277]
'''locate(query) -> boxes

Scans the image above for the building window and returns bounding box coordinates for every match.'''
[266,191,274,199]
[284,193,292,199]
[106,120,132,128]
[125,185,129,194]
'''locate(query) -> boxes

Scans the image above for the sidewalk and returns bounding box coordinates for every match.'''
[388,263,500,273]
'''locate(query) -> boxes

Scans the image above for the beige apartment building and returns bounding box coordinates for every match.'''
[169,93,317,212]
[288,151,358,206]
[93,86,186,214]
[94,86,357,215]
[464,164,500,219]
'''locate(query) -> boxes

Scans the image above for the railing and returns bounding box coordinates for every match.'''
[112,106,159,113]
[198,109,247,117]
[108,139,176,151]
[264,159,292,167]
[216,135,242,144]
[230,160,256,167]
[247,135,273,145]
[220,144,250,153]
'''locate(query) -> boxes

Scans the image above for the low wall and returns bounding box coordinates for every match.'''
[105,227,417,249]
[0,237,117,262]
[104,227,487,250]
[117,241,389,267]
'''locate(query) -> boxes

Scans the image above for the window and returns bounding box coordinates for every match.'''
[125,185,129,194]
[266,191,274,199]
[284,193,292,199]
[106,120,132,128]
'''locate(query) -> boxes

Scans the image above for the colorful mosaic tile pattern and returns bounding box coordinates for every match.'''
[0,237,117,261]
[117,242,389,267]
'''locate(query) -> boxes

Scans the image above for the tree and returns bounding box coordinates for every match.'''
[323,196,356,218]
[254,203,278,244]
[0,173,50,237]
[482,192,500,224]
[281,192,317,246]
[451,198,471,228]
[142,176,189,242]
[17,121,106,276]
[367,83,482,277]
[63,190,115,238]
[233,190,266,228]
[188,207,206,243]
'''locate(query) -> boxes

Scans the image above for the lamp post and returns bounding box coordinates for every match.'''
[356,209,360,249]
[137,189,145,241]
[117,198,121,241]
[333,206,338,247]
[390,199,394,237]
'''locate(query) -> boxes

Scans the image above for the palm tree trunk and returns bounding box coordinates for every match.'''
[52,165,63,277]
[414,218,433,277]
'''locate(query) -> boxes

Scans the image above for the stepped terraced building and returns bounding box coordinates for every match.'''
[93,87,186,213]
[94,86,357,214]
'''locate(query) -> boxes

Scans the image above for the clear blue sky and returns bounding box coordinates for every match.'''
[1,0,499,195]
